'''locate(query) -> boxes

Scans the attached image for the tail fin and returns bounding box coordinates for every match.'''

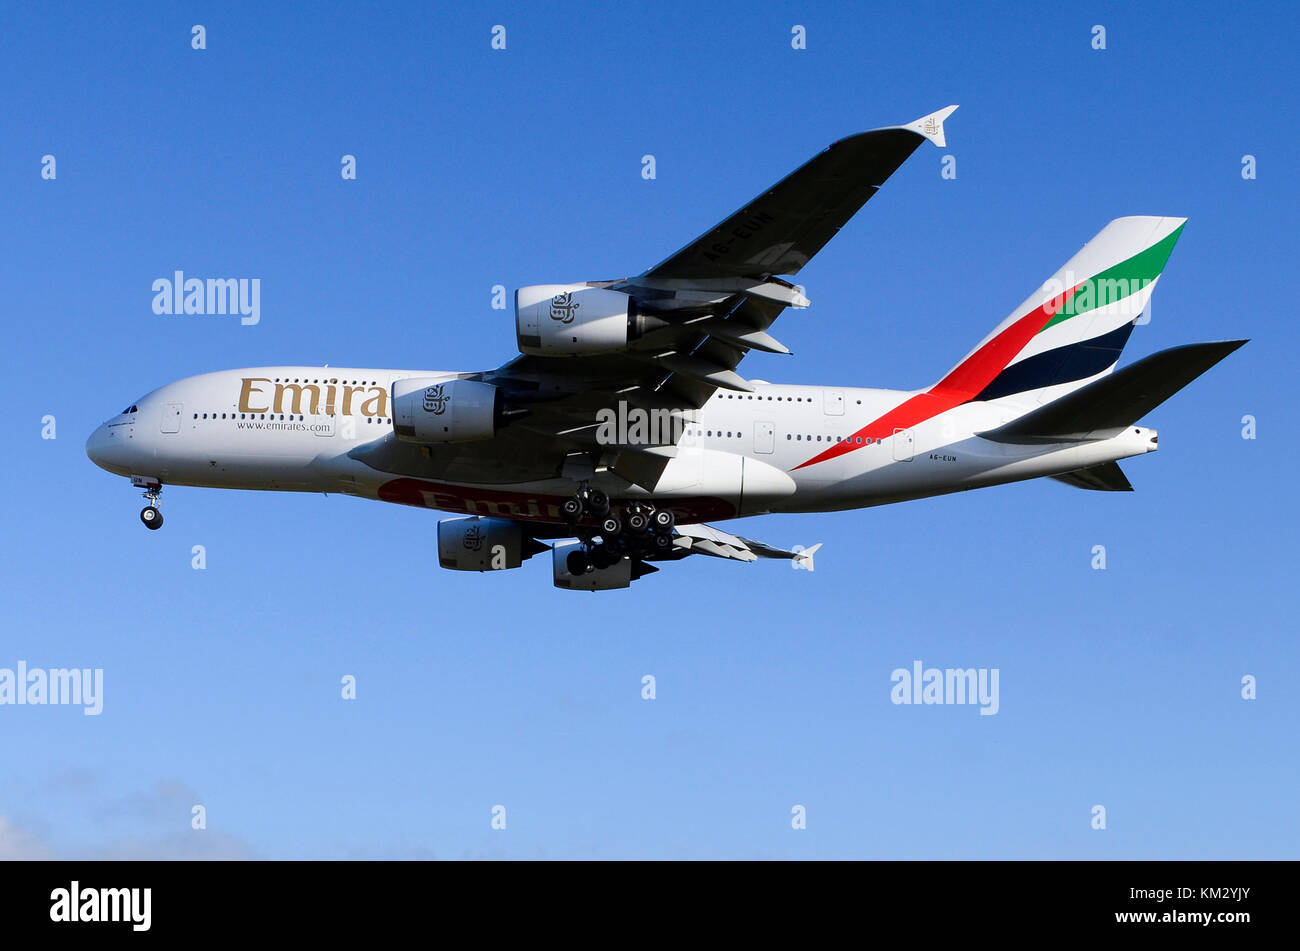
[933,216,1187,406]
[791,217,1196,473]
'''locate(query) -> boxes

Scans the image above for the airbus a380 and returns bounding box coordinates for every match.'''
[87,106,1244,590]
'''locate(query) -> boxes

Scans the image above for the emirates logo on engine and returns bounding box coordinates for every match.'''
[463,525,483,551]
[422,385,450,415]
[548,291,579,324]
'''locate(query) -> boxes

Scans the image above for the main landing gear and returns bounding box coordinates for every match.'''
[561,488,676,576]
[134,478,164,530]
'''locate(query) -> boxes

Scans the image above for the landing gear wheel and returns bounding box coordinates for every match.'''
[584,487,610,517]
[136,480,164,530]
[626,511,649,534]
[651,531,673,553]
[652,508,675,530]
[561,497,584,522]
[600,515,622,537]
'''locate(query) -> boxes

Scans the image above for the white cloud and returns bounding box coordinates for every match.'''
[0,816,54,859]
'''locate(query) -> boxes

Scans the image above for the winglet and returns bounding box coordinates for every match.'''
[795,543,823,572]
[901,105,959,148]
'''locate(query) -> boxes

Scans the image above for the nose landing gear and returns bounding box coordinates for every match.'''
[132,476,164,530]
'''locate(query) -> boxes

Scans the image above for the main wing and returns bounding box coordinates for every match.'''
[668,523,822,568]
[481,106,958,484]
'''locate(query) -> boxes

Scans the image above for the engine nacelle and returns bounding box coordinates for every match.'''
[516,284,642,356]
[438,517,528,571]
[551,543,633,590]
[393,378,499,444]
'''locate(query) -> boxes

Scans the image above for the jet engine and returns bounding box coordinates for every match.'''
[551,542,659,590]
[551,543,631,590]
[516,284,662,356]
[393,378,499,444]
[438,516,542,571]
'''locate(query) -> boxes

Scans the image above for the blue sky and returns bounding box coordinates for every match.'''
[1,0,1295,858]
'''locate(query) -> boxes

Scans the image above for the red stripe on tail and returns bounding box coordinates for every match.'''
[792,283,1081,470]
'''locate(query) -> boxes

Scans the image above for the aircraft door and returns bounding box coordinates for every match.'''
[754,421,775,454]
[892,427,914,461]
[161,402,182,434]
[824,390,845,415]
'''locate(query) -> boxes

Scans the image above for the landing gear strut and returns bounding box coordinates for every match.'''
[135,480,163,530]
[562,483,610,524]
[565,499,677,574]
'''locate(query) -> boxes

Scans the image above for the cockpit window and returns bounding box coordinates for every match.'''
[120,405,138,414]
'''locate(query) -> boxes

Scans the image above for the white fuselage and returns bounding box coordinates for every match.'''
[86,366,1158,524]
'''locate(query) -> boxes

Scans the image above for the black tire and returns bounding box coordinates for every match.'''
[566,550,590,575]
[652,531,673,552]
[653,508,674,530]
[626,511,649,533]
[140,507,163,530]
[585,488,609,516]
[561,498,583,521]
[600,515,621,536]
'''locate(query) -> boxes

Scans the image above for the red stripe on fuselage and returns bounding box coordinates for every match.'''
[792,283,1082,470]
[376,477,739,525]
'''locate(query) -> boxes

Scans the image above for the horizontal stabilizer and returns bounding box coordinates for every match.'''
[1051,461,1133,492]
[979,340,1247,443]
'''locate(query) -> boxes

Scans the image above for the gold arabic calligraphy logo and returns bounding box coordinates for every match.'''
[422,384,450,415]
[548,291,580,324]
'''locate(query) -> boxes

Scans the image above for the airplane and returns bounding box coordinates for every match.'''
[86,106,1245,590]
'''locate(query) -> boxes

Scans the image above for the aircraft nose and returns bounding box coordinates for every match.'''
[85,422,132,474]
[85,424,108,468]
